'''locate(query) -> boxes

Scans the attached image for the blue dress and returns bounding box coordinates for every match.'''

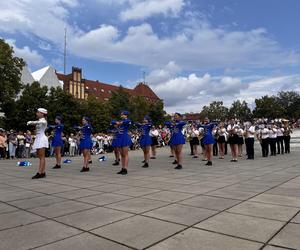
[108,127,121,148]
[199,123,216,145]
[80,124,93,150]
[50,124,64,147]
[118,119,132,147]
[136,123,152,147]
[166,120,186,146]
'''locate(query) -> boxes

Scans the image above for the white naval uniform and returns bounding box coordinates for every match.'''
[28,118,49,150]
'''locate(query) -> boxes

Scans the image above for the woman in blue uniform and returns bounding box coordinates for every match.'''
[49,116,64,169]
[135,116,152,168]
[78,117,93,172]
[199,118,217,166]
[108,120,121,166]
[165,113,186,170]
[116,111,132,175]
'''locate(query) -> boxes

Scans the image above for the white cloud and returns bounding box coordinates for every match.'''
[69,22,299,72]
[147,62,300,113]
[6,39,44,67]
[120,0,185,21]
[0,0,78,44]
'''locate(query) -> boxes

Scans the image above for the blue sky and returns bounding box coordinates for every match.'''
[1,0,300,112]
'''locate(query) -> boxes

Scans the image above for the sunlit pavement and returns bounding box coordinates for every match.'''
[0,130,299,250]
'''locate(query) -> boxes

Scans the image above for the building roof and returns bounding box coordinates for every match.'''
[20,66,35,84]
[31,66,63,88]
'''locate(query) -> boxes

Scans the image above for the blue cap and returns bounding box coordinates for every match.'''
[121,110,129,116]
[55,115,63,121]
[175,112,182,117]
[83,116,91,122]
[144,115,152,122]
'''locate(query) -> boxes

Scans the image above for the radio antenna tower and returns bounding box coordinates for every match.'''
[64,28,67,74]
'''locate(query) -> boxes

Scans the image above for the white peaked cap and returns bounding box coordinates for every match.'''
[37,108,48,114]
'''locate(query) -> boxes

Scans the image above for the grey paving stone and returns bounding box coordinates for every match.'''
[105,197,169,214]
[0,210,45,230]
[291,212,300,223]
[55,207,133,230]
[29,200,96,218]
[144,204,218,226]
[0,202,18,214]
[228,201,299,221]
[263,246,288,250]
[35,232,132,250]
[0,190,43,202]
[270,223,300,249]
[92,215,185,249]
[195,212,285,242]
[148,228,263,250]
[113,187,161,197]
[77,193,133,206]
[8,195,66,209]
[53,189,101,199]
[250,194,300,207]
[179,195,240,211]
[206,189,256,200]
[88,183,131,192]
[142,190,195,202]
[0,220,81,250]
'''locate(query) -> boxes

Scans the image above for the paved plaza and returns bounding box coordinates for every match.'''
[0,131,300,250]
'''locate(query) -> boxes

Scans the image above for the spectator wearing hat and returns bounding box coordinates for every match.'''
[116,111,132,175]
[49,116,64,169]
[27,108,49,179]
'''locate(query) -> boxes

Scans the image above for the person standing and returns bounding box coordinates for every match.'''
[108,120,121,166]
[199,118,217,166]
[190,123,200,158]
[25,131,33,158]
[227,119,239,162]
[216,122,227,159]
[276,123,284,154]
[17,131,26,158]
[135,116,152,168]
[244,121,255,159]
[283,120,292,154]
[150,126,159,159]
[165,113,186,170]
[77,117,93,172]
[116,111,132,175]
[8,130,17,159]
[68,133,76,157]
[268,123,277,156]
[0,129,6,160]
[49,116,64,169]
[258,124,269,157]
[237,125,244,157]
[27,108,49,179]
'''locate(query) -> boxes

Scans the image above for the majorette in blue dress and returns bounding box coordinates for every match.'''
[118,119,132,147]
[165,120,186,145]
[108,121,121,148]
[198,123,217,145]
[49,124,64,147]
[79,124,93,150]
[135,123,152,147]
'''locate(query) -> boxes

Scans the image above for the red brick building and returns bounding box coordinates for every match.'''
[56,67,161,102]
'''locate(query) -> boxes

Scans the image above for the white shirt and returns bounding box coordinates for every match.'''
[150,129,159,137]
[237,128,244,137]
[246,126,256,138]
[227,124,238,134]
[269,128,277,138]
[277,128,284,137]
[259,128,269,139]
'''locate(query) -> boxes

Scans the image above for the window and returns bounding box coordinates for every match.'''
[73,72,77,81]
[81,84,84,99]
[85,93,88,100]
[77,72,81,82]
[69,81,73,95]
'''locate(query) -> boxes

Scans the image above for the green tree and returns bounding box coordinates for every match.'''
[0,39,24,126]
[148,100,166,125]
[277,91,300,119]
[80,97,111,132]
[200,101,229,121]
[46,87,81,132]
[228,100,252,121]
[129,96,150,122]
[15,82,48,130]
[253,95,285,119]
[108,86,130,118]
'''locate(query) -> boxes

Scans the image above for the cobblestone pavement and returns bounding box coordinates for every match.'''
[0,130,299,250]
